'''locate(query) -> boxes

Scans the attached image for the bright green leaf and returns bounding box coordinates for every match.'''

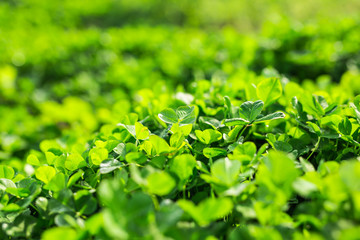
[35,166,56,184]
[0,165,14,179]
[170,154,196,181]
[256,78,282,107]
[65,153,86,171]
[254,112,285,123]
[203,148,227,158]
[135,122,150,140]
[210,158,241,186]
[239,100,264,123]
[158,108,178,124]
[90,148,108,165]
[26,154,40,166]
[147,171,175,196]
[149,135,170,155]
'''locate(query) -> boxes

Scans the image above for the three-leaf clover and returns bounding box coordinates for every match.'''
[158,106,196,125]
[224,100,285,126]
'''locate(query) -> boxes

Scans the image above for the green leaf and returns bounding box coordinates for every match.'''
[307,121,322,136]
[339,160,360,192]
[158,108,178,124]
[42,227,77,240]
[228,142,257,164]
[118,124,136,138]
[338,117,352,136]
[178,197,233,226]
[135,122,150,140]
[100,159,123,174]
[354,95,360,110]
[176,106,193,119]
[274,141,293,152]
[26,154,40,166]
[292,178,318,197]
[254,112,285,123]
[233,142,257,157]
[209,158,241,186]
[149,156,166,169]
[224,125,243,142]
[89,148,108,165]
[256,78,282,107]
[147,171,175,196]
[6,187,30,198]
[120,113,138,125]
[170,132,185,148]
[65,153,86,171]
[203,148,227,158]
[45,172,66,192]
[0,178,16,190]
[239,100,264,123]
[39,140,62,153]
[149,135,170,155]
[291,96,307,121]
[257,151,300,192]
[45,151,57,165]
[67,170,84,188]
[177,106,196,125]
[74,190,97,215]
[1,202,22,212]
[224,96,232,118]
[224,118,249,126]
[299,93,325,117]
[0,165,14,179]
[54,214,78,227]
[85,213,104,235]
[170,154,196,181]
[113,143,126,159]
[196,161,210,174]
[170,123,192,136]
[125,152,147,164]
[195,129,222,144]
[35,166,56,184]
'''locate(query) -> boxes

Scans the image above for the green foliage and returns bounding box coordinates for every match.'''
[2,87,360,239]
[1,2,360,239]
[159,106,196,126]
[170,154,197,183]
[256,78,283,107]
[35,166,56,184]
[225,100,285,126]
[178,198,234,226]
[147,171,176,196]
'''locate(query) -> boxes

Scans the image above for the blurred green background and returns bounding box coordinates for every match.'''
[1,0,360,167]
[2,0,360,30]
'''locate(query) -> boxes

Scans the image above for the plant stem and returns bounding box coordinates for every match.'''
[151,195,159,210]
[239,125,248,137]
[183,184,186,199]
[211,187,215,199]
[306,137,321,161]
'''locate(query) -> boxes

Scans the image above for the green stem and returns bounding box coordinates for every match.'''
[335,139,339,152]
[151,195,159,210]
[306,137,321,161]
[210,187,215,198]
[30,203,40,215]
[239,125,248,137]
[183,184,186,200]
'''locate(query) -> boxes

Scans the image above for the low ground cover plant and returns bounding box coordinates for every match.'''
[1,75,360,239]
[1,1,360,239]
